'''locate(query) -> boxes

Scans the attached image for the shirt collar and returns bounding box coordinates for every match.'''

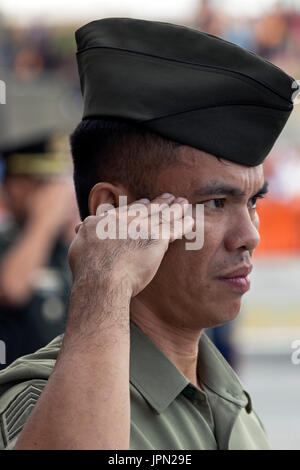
[129,319,251,414]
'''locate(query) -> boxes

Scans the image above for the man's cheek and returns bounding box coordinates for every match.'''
[202,220,223,251]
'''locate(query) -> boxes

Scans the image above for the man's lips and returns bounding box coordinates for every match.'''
[219,265,253,279]
[216,265,253,293]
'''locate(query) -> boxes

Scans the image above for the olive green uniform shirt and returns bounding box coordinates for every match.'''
[0,320,271,450]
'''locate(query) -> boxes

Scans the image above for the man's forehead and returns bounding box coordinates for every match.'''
[192,178,268,199]
[190,163,265,197]
[178,146,263,180]
[155,147,265,197]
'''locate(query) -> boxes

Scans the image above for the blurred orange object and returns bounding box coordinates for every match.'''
[255,197,300,256]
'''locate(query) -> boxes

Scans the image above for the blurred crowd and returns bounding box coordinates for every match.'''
[0,19,78,86]
[195,0,300,63]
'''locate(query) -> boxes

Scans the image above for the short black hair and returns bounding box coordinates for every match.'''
[70,118,183,220]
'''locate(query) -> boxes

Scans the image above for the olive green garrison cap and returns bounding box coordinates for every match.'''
[75,17,299,166]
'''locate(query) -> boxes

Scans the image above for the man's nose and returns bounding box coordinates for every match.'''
[224,210,260,253]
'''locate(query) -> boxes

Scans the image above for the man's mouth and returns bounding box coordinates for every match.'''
[216,276,250,293]
[216,265,252,293]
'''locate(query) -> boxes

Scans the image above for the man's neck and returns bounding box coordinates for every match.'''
[130,298,203,390]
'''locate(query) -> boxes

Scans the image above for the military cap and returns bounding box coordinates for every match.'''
[0,133,72,178]
[75,17,299,166]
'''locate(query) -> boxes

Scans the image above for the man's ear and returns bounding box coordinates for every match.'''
[88,182,133,216]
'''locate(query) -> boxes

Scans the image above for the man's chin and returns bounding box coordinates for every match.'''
[198,298,242,329]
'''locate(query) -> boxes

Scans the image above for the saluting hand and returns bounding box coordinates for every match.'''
[68,193,193,298]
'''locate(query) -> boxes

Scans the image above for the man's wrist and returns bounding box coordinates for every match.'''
[71,273,133,302]
[64,274,132,339]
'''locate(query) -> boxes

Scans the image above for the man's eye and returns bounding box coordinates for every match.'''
[249,197,257,209]
[202,198,225,209]
[249,194,265,209]
[201,195,265,211]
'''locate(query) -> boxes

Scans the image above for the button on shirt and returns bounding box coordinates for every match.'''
[0,319,271,450]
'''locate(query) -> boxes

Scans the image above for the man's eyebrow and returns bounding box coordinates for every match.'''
[193,180,269,198]
[253,180,269,198]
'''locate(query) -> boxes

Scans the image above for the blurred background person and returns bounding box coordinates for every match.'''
[254,2,288,59]
[0,133,80,369]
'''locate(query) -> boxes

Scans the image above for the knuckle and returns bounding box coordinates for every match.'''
[82,215,94,225]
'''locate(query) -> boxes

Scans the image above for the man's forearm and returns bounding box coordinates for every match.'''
[15,278,132,450]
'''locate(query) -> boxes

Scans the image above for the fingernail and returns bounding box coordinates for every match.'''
[174,197,187,203]
[137,198,150,203]
[160,193,173,198]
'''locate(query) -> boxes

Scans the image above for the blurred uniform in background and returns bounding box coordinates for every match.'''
[205,320,239,372]
[0,133,80,369]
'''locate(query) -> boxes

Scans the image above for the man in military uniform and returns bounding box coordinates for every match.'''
[0,18,298,450]
[0,134,79,368]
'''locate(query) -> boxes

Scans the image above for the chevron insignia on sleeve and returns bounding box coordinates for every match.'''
[0,383,45,447]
